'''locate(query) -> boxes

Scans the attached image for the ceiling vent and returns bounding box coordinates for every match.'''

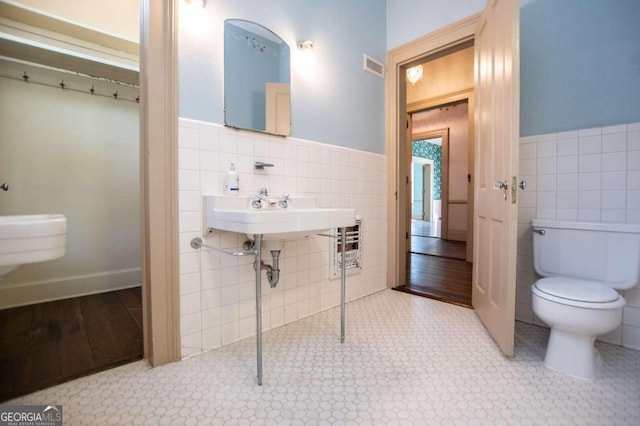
[363,54,384,78]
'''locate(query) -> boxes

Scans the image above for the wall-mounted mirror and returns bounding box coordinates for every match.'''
[224,19,291,136]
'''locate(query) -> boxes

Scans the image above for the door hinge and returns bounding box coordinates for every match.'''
[394,191,398,201]
[406,120,409,129]
[406,232,409,240]
[406,176,409,184]
[467,173,471,183]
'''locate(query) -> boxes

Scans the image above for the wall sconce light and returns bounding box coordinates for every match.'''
[297,39,316,81]
[406,64,423,85]
[298,40,314,51]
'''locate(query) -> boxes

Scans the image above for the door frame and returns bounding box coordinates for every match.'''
[386,14,480,286]
[140,0,181,365]
[410,129,449,239]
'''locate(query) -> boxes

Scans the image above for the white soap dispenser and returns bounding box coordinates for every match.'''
[224,163,239,195]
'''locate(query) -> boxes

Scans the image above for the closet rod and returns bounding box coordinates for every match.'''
[0,72,139,104]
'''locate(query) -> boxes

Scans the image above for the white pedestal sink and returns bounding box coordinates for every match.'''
[201,194,355,385]
[0,214,67,283]
[203,194,356,240]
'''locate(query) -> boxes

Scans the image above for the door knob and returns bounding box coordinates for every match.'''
[493,180,508,190]
[519,180,527,190]
[494,180,508,200]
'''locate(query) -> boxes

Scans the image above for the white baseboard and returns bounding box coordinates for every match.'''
[0,268,141,309]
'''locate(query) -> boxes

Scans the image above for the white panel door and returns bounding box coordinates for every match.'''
[472,0,520,356]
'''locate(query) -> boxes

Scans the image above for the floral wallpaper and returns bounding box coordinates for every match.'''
[412,140,441,200]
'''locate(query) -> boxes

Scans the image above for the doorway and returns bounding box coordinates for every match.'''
[387,0,520,357]
[0,3,145,401]
[385,23,477,288]
[396,101,473,307]
[411,130,462,256]
[410,101,471,252]
[0,58,143,403]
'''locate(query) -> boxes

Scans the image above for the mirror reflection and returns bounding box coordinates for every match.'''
[224,19,291,136]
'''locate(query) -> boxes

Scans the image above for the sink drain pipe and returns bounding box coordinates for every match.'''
[244,241,280,288]
[257,250,280,287]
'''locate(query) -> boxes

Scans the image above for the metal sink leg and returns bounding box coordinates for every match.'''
[340,227,346,344]
[254,233,263,386]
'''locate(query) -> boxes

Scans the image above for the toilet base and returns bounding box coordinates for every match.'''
[544,329,601,380]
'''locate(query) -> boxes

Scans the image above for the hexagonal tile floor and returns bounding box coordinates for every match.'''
[8,289,640,425]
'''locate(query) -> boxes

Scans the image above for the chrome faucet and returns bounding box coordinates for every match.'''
[277,194,290,209]
[251,188,269,209]
[254,161,274,170]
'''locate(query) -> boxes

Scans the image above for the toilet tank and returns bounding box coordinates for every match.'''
[532,219,640,290]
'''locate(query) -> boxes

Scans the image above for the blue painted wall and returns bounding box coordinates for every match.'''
[182,0,639,152]
[386,0,485,50]
[179,0,387,154]
[521,0,640,136]
[388,0,640,137]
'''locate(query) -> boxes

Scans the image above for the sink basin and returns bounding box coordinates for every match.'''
[203,195,356,241]
[0,214,67,282]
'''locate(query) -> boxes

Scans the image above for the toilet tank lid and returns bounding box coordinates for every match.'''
[535,277,621,303]
[531,219,640,234]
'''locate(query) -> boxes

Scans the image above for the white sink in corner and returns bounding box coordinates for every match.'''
[0,214,67,283]
[203,195,356,240]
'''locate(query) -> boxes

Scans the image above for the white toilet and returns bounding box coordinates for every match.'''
[531,219,640,379]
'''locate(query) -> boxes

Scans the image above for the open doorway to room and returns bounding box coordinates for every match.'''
[411,131,467,259]
[387,2,520,356]
[390,37,475,308]
[0,1,147,401]
[396,100,473,307]
[410,101,470,261]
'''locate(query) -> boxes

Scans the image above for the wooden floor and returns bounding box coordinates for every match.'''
[406,220,471,305]
[411,236,466,260]
[0,287,143,402]
[412,219,440,238]
[396,253,473,308]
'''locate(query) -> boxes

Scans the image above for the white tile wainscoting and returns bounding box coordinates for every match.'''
[178,118,388,358]
[516,122,640,350]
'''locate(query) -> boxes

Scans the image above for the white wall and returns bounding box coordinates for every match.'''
[0,68,140,308]
[516,122,640,350]
[178,118,388,357]
[10,0,140,42]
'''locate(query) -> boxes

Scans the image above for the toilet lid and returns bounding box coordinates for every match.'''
[535,277,620,303]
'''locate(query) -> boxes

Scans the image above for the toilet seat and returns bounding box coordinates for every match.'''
[532,277,625,309]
